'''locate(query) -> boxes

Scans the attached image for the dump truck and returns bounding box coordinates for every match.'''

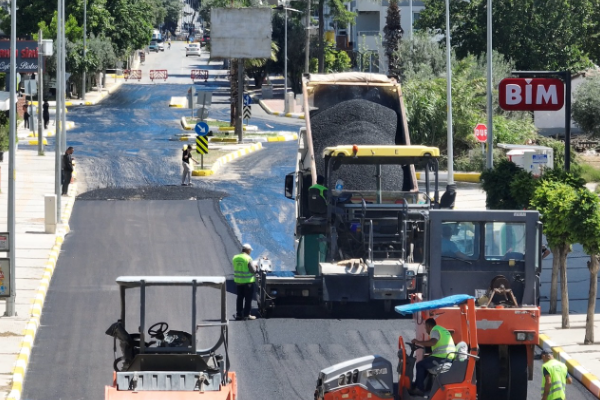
[104,276,237,400]
[315,295,480,400]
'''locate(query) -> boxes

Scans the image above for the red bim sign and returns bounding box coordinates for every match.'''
[499,78,564,111]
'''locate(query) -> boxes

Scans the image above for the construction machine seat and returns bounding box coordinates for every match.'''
[308,187,328,217]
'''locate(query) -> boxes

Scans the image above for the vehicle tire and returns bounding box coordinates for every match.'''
[508,345,528,400]
[477,345,507,400]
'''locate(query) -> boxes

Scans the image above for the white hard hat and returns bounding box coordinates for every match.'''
[242,243,253,251]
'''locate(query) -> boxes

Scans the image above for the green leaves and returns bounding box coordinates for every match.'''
[531,180,578,249]
[572,74,600,137]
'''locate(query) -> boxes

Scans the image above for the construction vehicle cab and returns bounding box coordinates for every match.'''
[104,276,236,400]
[314,295,479,400]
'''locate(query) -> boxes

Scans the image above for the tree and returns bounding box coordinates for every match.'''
[106,0,153,58]
[570,188,600,343]
[572,74,600,136]
[480,159,528,209]
[316,0,355,73]
[383,0,403,77]
[415,0,596,71]
[530,180,578,327]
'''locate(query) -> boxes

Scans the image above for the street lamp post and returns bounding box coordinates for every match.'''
[82,0,87,101]
[284,4,288,113]
[485,0,493,169]
[445,0,454,187]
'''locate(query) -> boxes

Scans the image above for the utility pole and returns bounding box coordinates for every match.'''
[82,0,87,101]
[5,0,17,316]
[60,0,67,156]
[235,59,244,142]
[284,5,288,113]
[304,0,310,73]
[38,30,44,156]
[55,0,64,223]
[485,0,493,169]
[444,0,454,187]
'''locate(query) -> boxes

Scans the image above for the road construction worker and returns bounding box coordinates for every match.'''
[441,225,468,259]
[232,243,257,321]
[541,349,571,400]
[309,175,328,200]
[409,318,455,396]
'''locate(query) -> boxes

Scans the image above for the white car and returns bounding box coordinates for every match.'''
[186,43,201,57]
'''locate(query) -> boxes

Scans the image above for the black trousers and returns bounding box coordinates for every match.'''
[236,283,254,317]
[62,170,72,194]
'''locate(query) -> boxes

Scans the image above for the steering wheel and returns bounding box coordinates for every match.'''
[406,341,425,351]
[148,322,169,338]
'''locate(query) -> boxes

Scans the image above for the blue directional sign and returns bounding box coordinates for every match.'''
[195,121,209,136]
[243,94,252,107]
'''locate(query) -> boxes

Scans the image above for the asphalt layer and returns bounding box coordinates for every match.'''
[19,71,596,400]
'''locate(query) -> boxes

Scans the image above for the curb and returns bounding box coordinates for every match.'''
[7,182,78,400]
[181,117,192,130]
[539,333,600,397]
[192,142,263,176]
[64,81,123,107]
[217,125,258,132]
[25,121,75,139]
[256,98,305,120]
[266,133,298,142]
[415,172,481,183]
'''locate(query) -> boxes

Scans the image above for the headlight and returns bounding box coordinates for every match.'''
[514,331,535,341]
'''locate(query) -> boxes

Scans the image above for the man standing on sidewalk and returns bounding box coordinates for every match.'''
[541,349,571,400]
[62,146,74,196]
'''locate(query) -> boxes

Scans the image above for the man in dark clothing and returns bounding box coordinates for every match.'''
[181,144,198,186]
[23,104,30,129]
[62,147,74,196]
[43,100,50,129]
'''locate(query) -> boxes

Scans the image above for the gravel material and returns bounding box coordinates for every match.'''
[310,99,405,190]
[76,186,227,201]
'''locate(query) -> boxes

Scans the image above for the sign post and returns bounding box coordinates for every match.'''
[195,121,209,169]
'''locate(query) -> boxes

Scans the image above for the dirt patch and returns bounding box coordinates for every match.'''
[0,331,20,337]
[580,153,600,168]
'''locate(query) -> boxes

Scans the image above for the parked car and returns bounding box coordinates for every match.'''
[186,43,201,57]
[200,32,210,47]
[157,41,165,51]
[149,40,159,52]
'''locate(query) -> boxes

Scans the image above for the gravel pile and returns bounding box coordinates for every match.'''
[310,99,405,190]
[77,186,227,201]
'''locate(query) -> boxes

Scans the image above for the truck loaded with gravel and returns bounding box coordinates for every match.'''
[256,72,446,314]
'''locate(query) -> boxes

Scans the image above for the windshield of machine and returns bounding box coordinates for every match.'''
[484,222,526,260]
[441,222,478,259]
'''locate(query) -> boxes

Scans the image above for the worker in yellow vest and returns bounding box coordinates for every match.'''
[232,243,257,321]
[409,318,456,396]
[541,349,571,400]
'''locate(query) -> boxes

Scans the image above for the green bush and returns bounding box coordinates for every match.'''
[480,159,528,209]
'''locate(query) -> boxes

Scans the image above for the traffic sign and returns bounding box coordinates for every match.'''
[243,94,252,106]
[196,135,208,154]
[474,123,487,143]
[195,121,209,136]
[243,106,252,120]
[499,78,564,111]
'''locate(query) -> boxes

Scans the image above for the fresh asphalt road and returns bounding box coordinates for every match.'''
[20,46,597,400]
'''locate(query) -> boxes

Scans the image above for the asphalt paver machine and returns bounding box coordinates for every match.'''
[257,145,442,315]
[314,295,480,400]
[104,276,237,400]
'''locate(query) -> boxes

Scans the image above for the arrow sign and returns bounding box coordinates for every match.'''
[243,94,252,106]
[195,121,209,136]
[243,106,251,120]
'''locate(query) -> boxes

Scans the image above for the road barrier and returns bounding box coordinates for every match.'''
[150,70,168,81]
[191,69,209,82]
[124,70,142,81]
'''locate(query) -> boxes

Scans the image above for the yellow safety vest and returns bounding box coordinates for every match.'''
[233,253,255,284]
[541,359,567,400]
[431,325,455,359]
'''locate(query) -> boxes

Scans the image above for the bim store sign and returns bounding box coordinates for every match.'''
[0,41,39,73]
[499,78,564,111]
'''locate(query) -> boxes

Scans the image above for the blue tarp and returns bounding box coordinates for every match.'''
[268,270,296,278]
[395,294,474,315]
